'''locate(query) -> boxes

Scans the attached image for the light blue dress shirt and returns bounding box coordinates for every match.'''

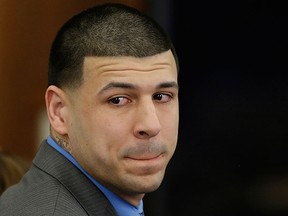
[47,136,144,216]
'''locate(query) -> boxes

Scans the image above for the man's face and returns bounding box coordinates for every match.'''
[65,50,179,205]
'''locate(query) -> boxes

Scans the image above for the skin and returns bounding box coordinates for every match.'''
[45,50,179,206]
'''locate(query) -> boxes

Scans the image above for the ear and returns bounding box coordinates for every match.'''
[45,85,69,135]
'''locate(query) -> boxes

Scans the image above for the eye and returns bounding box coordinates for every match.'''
[108,96,131,106]
[153,93,172,103]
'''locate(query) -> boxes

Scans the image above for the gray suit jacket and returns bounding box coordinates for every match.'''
[0,140,118,216]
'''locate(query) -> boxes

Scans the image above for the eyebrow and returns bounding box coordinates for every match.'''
[158,81,179,89]
[99,81,179,94]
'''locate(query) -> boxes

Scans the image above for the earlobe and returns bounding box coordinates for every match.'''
[45,85,69,135]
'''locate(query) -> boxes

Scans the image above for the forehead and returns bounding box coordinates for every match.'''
[82,50,177,81]
[79,51,178,96]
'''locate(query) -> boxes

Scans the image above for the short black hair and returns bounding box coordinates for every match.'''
[48,3,178,89]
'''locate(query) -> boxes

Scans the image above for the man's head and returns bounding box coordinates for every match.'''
[48,3,178,90]
[45,3,179,206]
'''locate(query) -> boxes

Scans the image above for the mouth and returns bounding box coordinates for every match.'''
[124,153,166,172]
[124,153,166,175]
[122,144,168,173]
[125,152,163,161]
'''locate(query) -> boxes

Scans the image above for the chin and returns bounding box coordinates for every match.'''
[137,176,163,193]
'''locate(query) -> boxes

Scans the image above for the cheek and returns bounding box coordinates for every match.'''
[161,111,179,145]
[161,107,179,130]
[76,113,125,152]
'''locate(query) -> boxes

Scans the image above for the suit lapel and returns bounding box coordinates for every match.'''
[33,141,118,216]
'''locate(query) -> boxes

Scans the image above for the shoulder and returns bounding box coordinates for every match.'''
[0,164,88,215]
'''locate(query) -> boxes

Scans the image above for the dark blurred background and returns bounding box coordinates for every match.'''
[145,0,288,215]
[1,1,287,215]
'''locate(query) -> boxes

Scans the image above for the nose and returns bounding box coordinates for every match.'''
[133,99,161,139]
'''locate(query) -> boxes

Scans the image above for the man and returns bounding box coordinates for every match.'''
[0,3,179,215]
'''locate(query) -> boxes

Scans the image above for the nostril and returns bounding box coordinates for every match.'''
[139,131,146,136]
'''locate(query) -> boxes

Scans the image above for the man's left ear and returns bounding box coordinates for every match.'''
[45,85,69,135]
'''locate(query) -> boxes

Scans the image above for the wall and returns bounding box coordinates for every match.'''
[0,0,147,161]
